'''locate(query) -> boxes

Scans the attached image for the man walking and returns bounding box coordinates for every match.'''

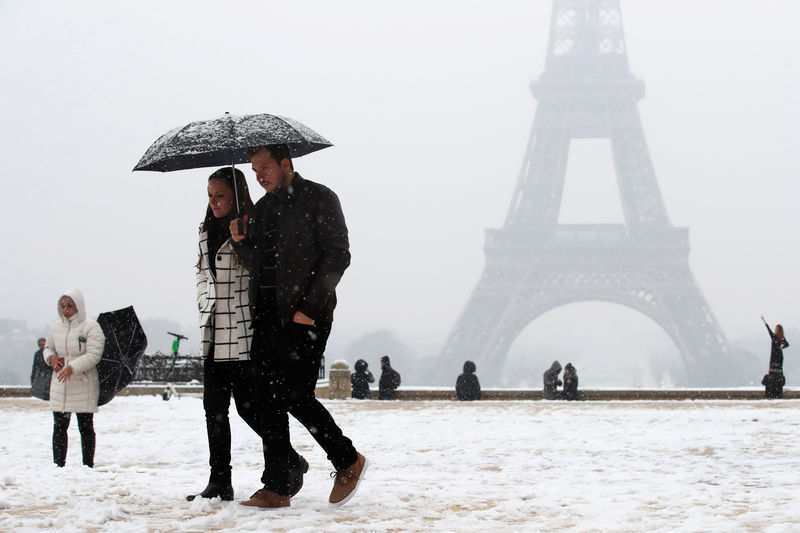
[230,144,367,507]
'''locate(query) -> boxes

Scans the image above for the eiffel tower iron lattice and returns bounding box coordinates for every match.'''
[439,0,729,387]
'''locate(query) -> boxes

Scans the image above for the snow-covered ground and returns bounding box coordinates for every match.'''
[1,395,799,532]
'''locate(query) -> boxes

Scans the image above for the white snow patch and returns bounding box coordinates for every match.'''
[1,396,799,532]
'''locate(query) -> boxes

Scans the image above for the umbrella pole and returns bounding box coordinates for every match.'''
[225,112,244,235]
[231,153,244,235]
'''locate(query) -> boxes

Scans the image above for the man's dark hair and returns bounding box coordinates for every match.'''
[248,144,294,168]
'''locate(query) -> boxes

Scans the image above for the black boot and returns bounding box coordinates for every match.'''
[78,416,96,468]
[288,455,310,497]
[187,473,234,501]
[186,482,234,501]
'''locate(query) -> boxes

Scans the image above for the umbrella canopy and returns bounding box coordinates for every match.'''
[96,306,148,406]
[132,113,333,172]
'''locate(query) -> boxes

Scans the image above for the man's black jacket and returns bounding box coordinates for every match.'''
[234,173,351,325]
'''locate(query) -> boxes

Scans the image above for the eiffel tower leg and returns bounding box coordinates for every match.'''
[659,280,730,386]
[440,271,528,386]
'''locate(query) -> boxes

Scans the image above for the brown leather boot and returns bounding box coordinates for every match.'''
[329,452,368,507]
[240,488,290,508]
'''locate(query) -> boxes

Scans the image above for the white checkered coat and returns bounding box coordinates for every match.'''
[197,231,253,361]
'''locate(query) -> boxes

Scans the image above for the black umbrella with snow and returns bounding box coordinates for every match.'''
[132,112,332,172]
[96,306,148,406]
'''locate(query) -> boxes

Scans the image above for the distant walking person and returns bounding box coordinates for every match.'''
[351,359,374,399]
[44,290,105,467]
[543,361,562,400]
[30,337,52,401]
[562,363,579,401]
[761,315,789,399]
[455,360,481,401]
[378,355,401,400]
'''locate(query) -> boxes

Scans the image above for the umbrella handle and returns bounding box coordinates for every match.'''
[237,218,244,235]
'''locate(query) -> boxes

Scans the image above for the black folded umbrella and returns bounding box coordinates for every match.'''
[30,358,52,401]
[96,306,148,406]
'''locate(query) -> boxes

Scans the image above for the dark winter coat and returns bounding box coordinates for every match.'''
[562,363,579,401]
[378,358,401,400]
[351,359,374,399]
[543,361,562,400]
[456,361,481,401]
[234,173,350,326]
[30,347,52,401]
[765,322,789,371]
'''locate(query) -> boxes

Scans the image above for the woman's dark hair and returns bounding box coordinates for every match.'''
[196,166,255,271]
[199,166,255,233]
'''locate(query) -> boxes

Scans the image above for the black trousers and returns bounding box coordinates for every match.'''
[203,346,301,491]
[230,330,291,496]
[203,355,265,484]
[280,321,358,471]
[52,412,94,467]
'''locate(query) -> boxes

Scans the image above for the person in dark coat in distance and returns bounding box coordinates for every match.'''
[761,315,789,399]
[456,360,481,401]
[562,363,579,401]
[351,359,374,399]
[378,355,401,400]
[30,337,52,401]
[543,360,562,400]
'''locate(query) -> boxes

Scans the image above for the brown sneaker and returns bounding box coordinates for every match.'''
[240,488,290,508]
[328,452,368,507]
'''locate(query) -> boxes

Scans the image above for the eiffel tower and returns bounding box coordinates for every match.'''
[440,0,729,387]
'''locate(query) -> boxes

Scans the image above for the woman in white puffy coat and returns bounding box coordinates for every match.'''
[43,289,105,467]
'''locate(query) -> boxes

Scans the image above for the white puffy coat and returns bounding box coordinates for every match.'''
[197,230,253,361]
[43,289,105,413]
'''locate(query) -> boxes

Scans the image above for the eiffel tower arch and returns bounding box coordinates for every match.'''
[440,0,730,387]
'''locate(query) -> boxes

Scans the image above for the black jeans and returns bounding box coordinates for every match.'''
[281,321,358,471]
[203,355,265,484]
[244,328,292,496]
[52,412,94,467]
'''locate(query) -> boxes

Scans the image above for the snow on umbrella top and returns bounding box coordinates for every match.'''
[132,113,333,172]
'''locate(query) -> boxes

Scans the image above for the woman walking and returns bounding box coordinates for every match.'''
[44,289,105,467]
[189,167,306,501]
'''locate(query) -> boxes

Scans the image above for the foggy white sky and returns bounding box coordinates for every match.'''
[2,1,799,360]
